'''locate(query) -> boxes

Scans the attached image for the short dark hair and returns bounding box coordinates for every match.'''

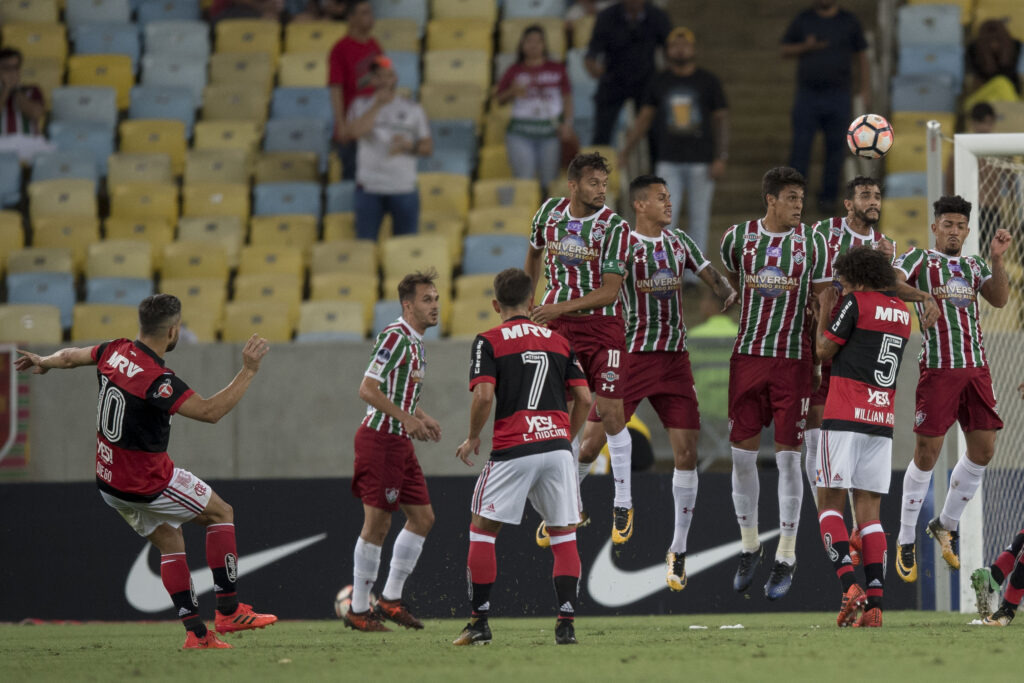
[969,102,996,122]
[933,195,972,220]
[629,174,668,204]
[833,246,897,290]
[139,294,182,335]
[762,166,805,205]
[493,268,533,309]
[397,268,439,302]
[516,24,548,64]
[567,152,611,183]
[0,47,23,65]
[845,175,882,200]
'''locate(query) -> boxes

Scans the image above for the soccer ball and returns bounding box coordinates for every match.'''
[847,114,894,159]
[334,584,377,618]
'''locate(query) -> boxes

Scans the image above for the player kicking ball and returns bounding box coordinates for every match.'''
[454,269,591,646]
[813,247,911,628]
[15,294,276,649]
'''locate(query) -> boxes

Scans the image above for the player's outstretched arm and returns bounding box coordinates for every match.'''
[176,334,268,424]
[532,273,624,324]
[15,346,96,374]
[981,229,1012,308]
[697,265,738,311]
[456,383,495,467]
[568,384,592,441]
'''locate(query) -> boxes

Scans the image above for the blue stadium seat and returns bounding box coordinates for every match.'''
[65,0,132,29]
[0,153,21,206]
[263,119,331,172]
[897,4,962,47]
[270,87,333,129]
[885,172,928,199]
[325,181,356,214]
[253,182,322,217]
[140,53,207,105]
[48,121,116,176]
[136,0,201,27]
[461,235,528,275]
[86,276,155,305]
[50,86,118,127]
[31,151,99,189]
[373,299,440,339]
[418,150,473,175]
[898,45,964,92]
[389,50,421,96]
[503,0,566,18]
[429,119,476,157]
[130,85,197,137]
[6,272,76,328]
[890,73,956,112]
[371,0,428,32]
[143,20,211,60]
[72,23,141,73]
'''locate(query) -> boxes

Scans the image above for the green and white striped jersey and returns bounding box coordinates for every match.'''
[361,317,425,437]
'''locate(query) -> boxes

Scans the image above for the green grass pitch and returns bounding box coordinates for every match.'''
[1,612,1017,682]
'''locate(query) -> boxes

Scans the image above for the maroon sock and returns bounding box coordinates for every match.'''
[161,553,206,636]
[206,523,239,615]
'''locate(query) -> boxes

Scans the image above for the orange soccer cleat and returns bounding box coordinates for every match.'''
[837,584,867,627]
[848,528,862,567]
[215,603,278,634]
[854,607,883,628]
[183,630,233,649]
[343,608,392,632]
[375,598,424,629]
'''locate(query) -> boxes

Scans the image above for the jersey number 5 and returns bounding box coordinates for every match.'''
[96,375,127,442]
[874,334,903,388]
[521,352,550,411]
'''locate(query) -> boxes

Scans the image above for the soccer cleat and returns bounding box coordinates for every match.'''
[854,607,883,628]
[612,507,634,545]
[895,542,918,583]
[554,618,577,645]
[375,598,424,630]
[849,528,862,567]
[452,618,492,645]
[214,603,278,634]
[343,608,391,632]
[733,544,764,592]
[183,630,233,649]
[764,561,797,600]
[971,567,999,618]
[666,551,687,592]
[926,518,960,570]
[836,584,867,627]
[537,511,589,549]
[983,605,1015,627]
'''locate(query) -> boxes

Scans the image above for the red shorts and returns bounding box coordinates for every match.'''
[587,351,699,429]
[352,425,431,511]
[728,353,812,447]
[914,365,1004,436]
[548,313,627,399]
[810,360,832,407]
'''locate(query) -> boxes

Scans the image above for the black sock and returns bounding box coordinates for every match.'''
[553,575,578,621]
[211,567,239,615]
[839,570,857,593]
[471,583,492,619]
[865,560,884,611]
[170,589,207,636]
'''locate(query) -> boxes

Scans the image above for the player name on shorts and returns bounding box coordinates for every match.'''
[852,407,895,426]
[501,322,552,340]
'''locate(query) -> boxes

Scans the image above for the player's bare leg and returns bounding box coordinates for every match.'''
[376,504,433,629]
[666,428,698,591]
[765,440,803,599]
[897,433,944,581]
[730,435,763,592]
[346,505,394,632]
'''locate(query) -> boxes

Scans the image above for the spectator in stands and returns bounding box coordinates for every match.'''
[965,19,1022,104]
[781,0,869,215]
[618,27,728,260]
[0,48,45,138]
[495,25,574,190]
[209,0,284,21]
[329,0,383,181]
[565,0,613,34]
[585,0,671,145]
[348,58,432,242]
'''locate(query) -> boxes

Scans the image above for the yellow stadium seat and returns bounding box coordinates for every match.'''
[215,18,281,62]
[86,239,152,279]
[277,52,327,87]
[992,101,1024,133]
[209,51,275,94]
[423,49,491,88]
[382,274,453,332]
[418,172,470,217]
[578,144,620,186]
[103,217,173,269]
[477,144,512,179]
[311,239,377,276]
[202,84,270,124]
[0,210,25,277]
[482,105,511,145]
[500,17,566,59]
[0,304,62,344]
[467,206,534,236]
[21,56,63,105]
[193,120,263,155]
[296,300,367,340]
[887,112,955,174]
[426,18,493,52]
[881,197,930,249]
[0,0,58,23]
[254,151,319,183]
[449,295,501,338]
[572,13,595,48]
[184,149,251,185]
[67,54,133,109]
[7,246,72,274]
[161,241,229,280]
[28,178,97,220]
[455,272,497,299]
[381,234,451,282]
[31,215,100,274]
[250,213,317,251]
[160,276,227,328]
[419,82,486,124]
[309,272,377,329]
[118,119,187,175]
[110,182,179,223]
[233,272,301,324]
[222,300,293,343]
[182,183,251,219]
[417,211,464,262]
[107,153,173,186]
[2,22,67,64]
[473,178,541,209]
[284,20,347,55]
[322,212,355,241]
[238,244,303,277]
[71,303,138,342]
[431,0,496,20]
[177,215,246,268]
[179,307,220,342]
[372,18,420,52]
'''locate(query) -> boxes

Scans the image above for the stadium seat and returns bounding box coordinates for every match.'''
[31,215,100,274]
[209,51,275,93]
[467,206,534,236]
[222,300,293,343]
[85,239,153,279]
[107,153,174,186]
[67,54,134,110]
[143,20,210,61]
[0,153,19,206]
[284,20,347,55]
[389,49,421,95]
[429,119,477,157]
[482,106,511,145]
[118,119,187,175]
[28,179,98,220]
[897,4,962,46]
[454,272,497,299]
[0,0,58,23]
[881,197,929,249]
[2,22,68,64]
[426,18,493,52]
[202,84,270,124]
[136,0,201,26]
[182,182,250,219]
[418,172,470,217]
[6,248,75,327]
[311,239,377,276]
[140,53,207,105]
[277,52,327,88]
[31,150,99,188]
[477,144,512,179]
[270,87,334,129]
[160,276,227,326]
[325,180,356,214]
[71,303,138,342]
[72,23,140,73]
[461,234,528,275]
[129,86,196,138]
[162,241,229,280]
[993,101,1024,133]
[238,244,304,278]
[85,276,154,306]
[184,149,251,185]
[381,234,450,283]
[885,172,928,199]
[322,212,355,241]
[109,182,179,223]
[65,0,131,29]
[7,246,73,276]
[262,118,330,170]
[372,299,441,340]
[423,49,490,88]
[890,73,958,113]
[418,149,473,176]
[449,295,500,338]
[431,0,496,20]
[254,151,319,183]
[0,210,25,277]
[472,178,542,209]
[374,0,427,31]
[48,121,116,177]
[50,86,118,126]
[295,300,367,342]
[309,270,378,320]
[419,83,487,124]
[20,56,63,104]
[500,17,566,58]
[233,272,302,324]
[0,304,62,344]
[372,17,420,52]
[504,0,563,18]
[179,308,220,341]
[177,215,245,267]
[253,181,322,217]
[249,214,318,260]
[898,45,964,91]
[215,19,281,62]
[887,112,954,173]
[104,217,174,268]
[193,121,263,156]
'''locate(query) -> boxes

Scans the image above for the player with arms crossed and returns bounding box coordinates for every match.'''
[526,152,635,544]
[719,166,832,599]
[813,247,911,628]
[454,268,591,646]
[576,174,737,590]
[893,196,1012,582]
[15,294,275,649]
[344,270,443,632]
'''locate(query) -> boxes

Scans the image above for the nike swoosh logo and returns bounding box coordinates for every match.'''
[125,533,327,612]
[587,529,782,607]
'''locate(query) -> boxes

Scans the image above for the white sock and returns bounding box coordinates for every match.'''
[578,459,591,486]
[381,529,426,602]
[352,537,382,613]
[776,534,797,565]
[571,433,581,460]
[804,428,820,491]
[940,457,986,531]
[607,427,632,508]
[731,447,760,551]
[776,450,803,563]
[898,461,933,545]
[670,468,698,554]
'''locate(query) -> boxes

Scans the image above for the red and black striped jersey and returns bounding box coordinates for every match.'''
[91,339,194,500]
[823,291,911,437]
[469,316,587,460]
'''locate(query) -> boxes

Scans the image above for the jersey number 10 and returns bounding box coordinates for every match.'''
[96,375,127,442]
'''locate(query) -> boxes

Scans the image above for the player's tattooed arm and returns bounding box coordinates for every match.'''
[456,383,495,466]
[814,286,841,361]
[890,268,940,328]
[697,266,738,311]
[14,346,96,374]
[981,229,1012,308]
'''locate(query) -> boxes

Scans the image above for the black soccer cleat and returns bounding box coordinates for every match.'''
[554,618,577,645]
[764,560,797,600]
[452,618,492,646]
[733,544,764,592]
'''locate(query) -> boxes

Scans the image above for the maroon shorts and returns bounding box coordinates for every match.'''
[548,313,627,399]
[914,365,1004,436]
[587,351,699,429]
[352,425,431,511]
[728,353,812,447]
[810,360,832,408]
